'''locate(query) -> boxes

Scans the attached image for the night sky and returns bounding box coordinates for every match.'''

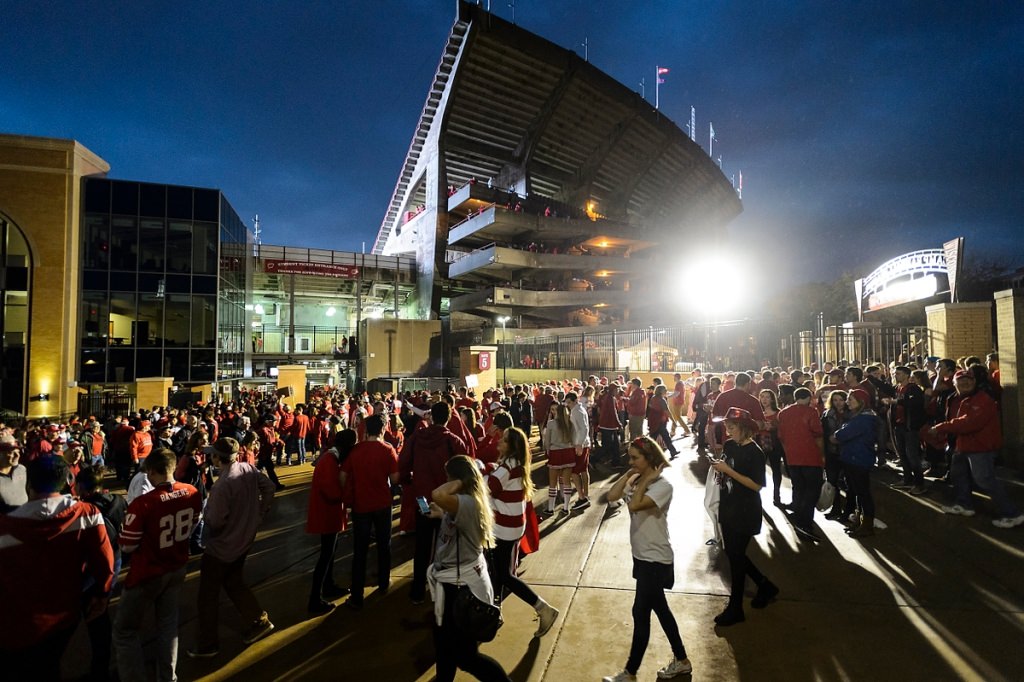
[2,1,1021,289]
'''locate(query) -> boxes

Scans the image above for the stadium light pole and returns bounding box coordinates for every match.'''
[498,315,510,387]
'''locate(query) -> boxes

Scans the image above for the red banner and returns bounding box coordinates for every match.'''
[478,352,491,370]
[263,259,359,278]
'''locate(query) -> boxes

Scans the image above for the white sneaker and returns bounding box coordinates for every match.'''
[534,602,559,637]
[657,657,693,678]
[992,514,1024,529]
[941,504,976,517]
[602,671,637,682]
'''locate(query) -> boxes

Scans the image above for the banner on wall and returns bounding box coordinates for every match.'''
[263,259,359,278]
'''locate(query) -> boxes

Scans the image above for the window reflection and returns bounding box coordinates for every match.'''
[110,217,138,271]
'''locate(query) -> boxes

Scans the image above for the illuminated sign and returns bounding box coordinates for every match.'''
[855,240,963,317]
[263,259,359,278]
[478,352,491,371]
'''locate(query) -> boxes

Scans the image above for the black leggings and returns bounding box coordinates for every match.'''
[649,424,679,456]
[310,532,339,603]
[625,559,686,674]
[488,538,538,606]
[721,528,766,611]
[434,583,511,682]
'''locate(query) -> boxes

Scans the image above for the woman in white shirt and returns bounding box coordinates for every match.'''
[604,436,693,682]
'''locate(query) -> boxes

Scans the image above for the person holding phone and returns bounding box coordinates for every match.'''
[710,408,778,626]
[603,437,692,682]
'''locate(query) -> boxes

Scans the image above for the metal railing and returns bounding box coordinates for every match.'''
[249,325,355,355]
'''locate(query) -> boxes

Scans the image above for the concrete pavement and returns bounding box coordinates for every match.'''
[65,435,1024,681]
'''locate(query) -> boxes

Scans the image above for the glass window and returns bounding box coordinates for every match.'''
[136,349,162,378]
[80,349,105,383]
[111,181,139,216]
[164,294,190,347]
[191,349,215,381]
[84,179,110,213]
[192,276,217,295]
[192,222,218,274]
[108,293,136,347]
[110,216,138,271]
[194,189,219,222]
[137,294,164,347]
[108,349,134,383]
[80,291,109,348]
[166,221,192,273]
[191,295,216,347]
[83,214,110,269]
[83,270,107,291]
[167,186,192,219]
[165,274,190,294]
[110,271,137,292]
[164,349,189,379]
[139,218,165,272]
[139,184,166,217]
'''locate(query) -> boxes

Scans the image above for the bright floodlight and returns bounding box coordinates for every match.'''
[325,306,336,317]
[254,303,265,315]
[498,315,510,324]
[671,250,747,316]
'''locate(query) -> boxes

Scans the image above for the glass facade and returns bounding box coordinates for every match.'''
[80,179,250,385]
[0,215,30,413]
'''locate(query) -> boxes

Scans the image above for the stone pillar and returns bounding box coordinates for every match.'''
[925,302,993,361]
[276,365,307,407]
[459,346,498,393]
[994,290,1024,468]
[135,377,174,411]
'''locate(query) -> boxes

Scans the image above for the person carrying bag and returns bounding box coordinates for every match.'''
[426,455,511,682]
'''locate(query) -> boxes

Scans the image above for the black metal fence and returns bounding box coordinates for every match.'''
[78,390,136,419]
[494,320,934,375]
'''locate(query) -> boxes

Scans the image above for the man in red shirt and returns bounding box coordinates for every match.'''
[129,420,154,474]
[0,456,114,680]
[398,401,467,603]
[777,387,824,542]
[341,414,399,610]
[114,449,202,681]
[289,404,312,465]
[669,373,691,438]
[711,373,765,452]
[626,378,648,442]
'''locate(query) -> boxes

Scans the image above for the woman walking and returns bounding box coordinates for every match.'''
[757,389,785,507]
[710,408,778,626]
[833,389,878,538]
[604,436,692,681]
[426,456,511,682]
[543,401,576,515]
[821,390,849,520]
[647,385,680,458]
[484,427,559,634]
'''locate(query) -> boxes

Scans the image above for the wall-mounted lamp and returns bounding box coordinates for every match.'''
[31,393,50,402]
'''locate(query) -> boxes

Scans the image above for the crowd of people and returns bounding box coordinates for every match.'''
[0,349,1020,681]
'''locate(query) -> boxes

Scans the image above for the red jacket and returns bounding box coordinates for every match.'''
[306,451,349,534]
[777,403,824,467]
[0,496,114,649]
[934,390,1002,453]
[627,387,648,418]
[598,391,621,429]
[398,425,467,498]
[647,395,671,432]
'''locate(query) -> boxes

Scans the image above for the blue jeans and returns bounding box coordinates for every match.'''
[114,566,185,682]
[951,450,1019,517]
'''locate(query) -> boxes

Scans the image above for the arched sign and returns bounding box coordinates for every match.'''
[855,239,963,318]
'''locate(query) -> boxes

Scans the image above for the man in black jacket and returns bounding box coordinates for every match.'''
[886,366,927,494]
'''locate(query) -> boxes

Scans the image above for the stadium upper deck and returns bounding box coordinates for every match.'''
[374,1,741,324]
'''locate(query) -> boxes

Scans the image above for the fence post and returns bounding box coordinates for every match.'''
[581,332,587,371]
[612,329,617,373]
[648,326,654,372]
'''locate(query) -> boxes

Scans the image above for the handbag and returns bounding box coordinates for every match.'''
[452,531,503,642]
[816,480,836,512]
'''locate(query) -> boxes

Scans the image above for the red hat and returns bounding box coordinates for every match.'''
[712,407,758,430]
[849,388,871,407]
[47,424,60,432]
[953,370,974,381]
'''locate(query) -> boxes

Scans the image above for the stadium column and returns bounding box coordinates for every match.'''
[994,289,1024,469]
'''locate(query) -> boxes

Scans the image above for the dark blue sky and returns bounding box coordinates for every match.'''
[3,1,1021,284]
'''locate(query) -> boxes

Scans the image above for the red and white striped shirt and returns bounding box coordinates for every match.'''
[485,462,526,541]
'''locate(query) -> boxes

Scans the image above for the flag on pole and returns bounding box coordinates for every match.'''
[710,122,715,141]
[657,66,668,84]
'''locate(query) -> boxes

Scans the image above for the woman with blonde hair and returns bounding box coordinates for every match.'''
[427,455,511,682]
[543,401,576,515]
[485,427,559,636]
[604,437,692,682]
